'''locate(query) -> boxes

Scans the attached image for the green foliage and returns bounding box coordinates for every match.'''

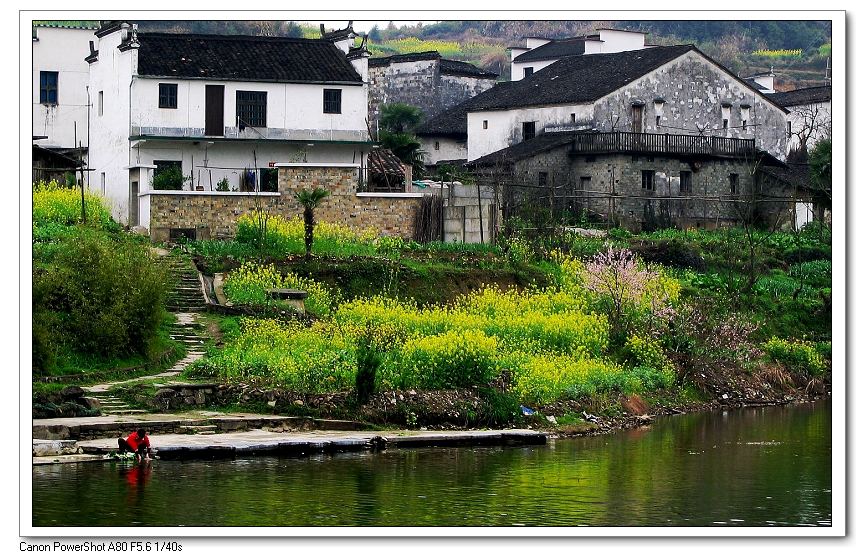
[235,211,378,257]
[379,103,424,133]
[763,337,827,377]
[33,226,168,373]
[810,139,831,195]
[151,165,187,190]
[216,177,231,192]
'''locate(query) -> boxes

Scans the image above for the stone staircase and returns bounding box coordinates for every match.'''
[84,251,209,415]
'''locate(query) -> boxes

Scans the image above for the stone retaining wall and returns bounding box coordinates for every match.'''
[145,165,422,240]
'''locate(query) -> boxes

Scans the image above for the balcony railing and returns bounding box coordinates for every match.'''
[568,131,756,158]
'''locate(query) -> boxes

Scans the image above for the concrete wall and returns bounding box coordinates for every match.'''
[509,147,762,230]
[467,104,594,161]
[87,28,136,219]
[32,26,94,150]
[443,183,497,243]
[420,136,467,165]
[786,100,831,154]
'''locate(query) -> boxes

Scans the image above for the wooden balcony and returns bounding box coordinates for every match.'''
[568,131,756,158]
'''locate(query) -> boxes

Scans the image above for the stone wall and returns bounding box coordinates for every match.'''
[368,58,497,126]
[146,165,423,241]
[510,147,773,231]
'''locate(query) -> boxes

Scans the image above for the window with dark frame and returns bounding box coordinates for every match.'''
[579,176,591,191]
[723,118,729,129]
[39,71,58,104]
[524,67,534,78]
[154,160,182,177]
[159,83,178,109]
[729,173,740,195]
[641,170,655,191]
[323,89,342,114]
[483,120,488,129]
[522,121,536,141]
[570,113,576,123]
[787,121,792,138]
[236,90,267,127]
[259,168,278,192]
[538,171,548,187]
[434,141,440,151]
[680,170,692,194]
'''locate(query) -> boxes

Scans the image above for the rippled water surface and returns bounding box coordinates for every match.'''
[32,401,831,527]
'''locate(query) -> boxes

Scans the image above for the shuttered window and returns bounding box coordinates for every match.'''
[159,83,178,109]
[236,91,267,127]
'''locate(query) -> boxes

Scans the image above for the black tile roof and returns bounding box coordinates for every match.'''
[369,51,497,78]
[471,45,695,111]
[369,148,405,177]
[512,37,590,63]
[415,82,521,138]
[369,51,440,66]
[468,132,577,167]
[136,33,362,83]
[440,58,498,78]
[767,86,831,107]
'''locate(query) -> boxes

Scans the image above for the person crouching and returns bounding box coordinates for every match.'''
[117,428,153,462]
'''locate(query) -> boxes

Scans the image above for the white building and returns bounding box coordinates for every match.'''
[86,21,373,225]
[508,28,649,81]
[32,23,96,152]
[767,85,832,154]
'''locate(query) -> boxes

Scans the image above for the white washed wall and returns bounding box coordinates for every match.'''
[467,104,594,161]
[32,27,94,149]
[420,137,467,165]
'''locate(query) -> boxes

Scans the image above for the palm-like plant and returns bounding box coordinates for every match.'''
[294,187,330,259]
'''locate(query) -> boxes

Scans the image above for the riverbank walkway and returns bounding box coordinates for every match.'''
[33,408,547,465]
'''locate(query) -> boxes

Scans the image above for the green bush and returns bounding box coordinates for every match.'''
[33,181,113,229]
[152,166,186,190]
[763,337,827,377]
[33,227,169,366]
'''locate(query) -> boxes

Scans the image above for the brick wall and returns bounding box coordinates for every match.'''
[147,165,422,240]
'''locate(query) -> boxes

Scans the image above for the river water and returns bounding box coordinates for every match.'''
[32,401,831,527]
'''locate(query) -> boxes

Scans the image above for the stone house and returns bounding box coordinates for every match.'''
[468,130,796,231]
[368,51,498,132]
[86,21,375,228]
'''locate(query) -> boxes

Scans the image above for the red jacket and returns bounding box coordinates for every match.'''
[125,432,150,451]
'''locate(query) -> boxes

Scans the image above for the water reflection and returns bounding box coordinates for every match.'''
[33,401,831,527]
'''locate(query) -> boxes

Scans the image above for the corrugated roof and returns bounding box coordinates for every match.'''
[136,33,362,83]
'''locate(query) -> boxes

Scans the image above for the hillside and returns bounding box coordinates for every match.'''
[35,19,832,89]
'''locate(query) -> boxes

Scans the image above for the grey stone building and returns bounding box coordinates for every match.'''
[469,130,797,231]
[368,51,498,129]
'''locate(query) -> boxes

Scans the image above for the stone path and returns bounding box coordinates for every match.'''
[84,252,208,413]
[31,428,547,464]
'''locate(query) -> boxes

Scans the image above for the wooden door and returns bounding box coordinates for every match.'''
[205,85,224,136]
[129,181,139,226]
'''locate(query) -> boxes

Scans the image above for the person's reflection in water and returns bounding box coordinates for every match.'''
[123,461,152,507]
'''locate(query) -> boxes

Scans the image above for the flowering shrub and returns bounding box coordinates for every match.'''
[624,335,676,387]
[383,329,499,389]
[195,319,357,391]
[223,261,338,316]
[763,337,827,377]
[510,354,638,404]
[33,181,113,229]
[577,247,680,342]
[236,211,377,256]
